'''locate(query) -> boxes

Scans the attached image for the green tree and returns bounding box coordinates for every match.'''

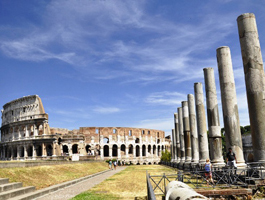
[160,149,171,162]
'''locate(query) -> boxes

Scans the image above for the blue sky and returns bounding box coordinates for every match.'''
[0,0,265,136]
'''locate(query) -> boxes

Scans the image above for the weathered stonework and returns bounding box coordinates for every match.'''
[237,13,265,162]
[217,46,245,167]
[203,68,225,166]
[0,95,170,164]
[194,82,209,163]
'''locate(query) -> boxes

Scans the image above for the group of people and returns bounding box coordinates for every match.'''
[204,147,237,186]
[108,160,117,170]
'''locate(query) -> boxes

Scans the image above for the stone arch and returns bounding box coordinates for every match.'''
[13,147,17,158]
[7,147,11,159]
[38,125,43,135]
[104,145,109,157]
[36,145,42,156]
[157,139,160,144]
[142,145,146,156]
[136,145,140,157]
[95,144,100,156]
[129,144,133,155]
[72,144,78,154]
[46,144,53,156]
[158,145,161,156]
[63,145,69,155]
[27,145,33,157]
[30,125,34,136]
[162,145,164,151]
[112,144,118,157]
[19,146,24,157]
[121,144,126,156]
[148,145,151,155]
[153,145,156,155]
[135,138,140,144]
[86,145,91,153]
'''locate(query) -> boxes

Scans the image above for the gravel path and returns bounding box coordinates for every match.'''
[34,166,127,200]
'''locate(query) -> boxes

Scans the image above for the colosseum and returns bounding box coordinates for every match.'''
[0,95,171,164]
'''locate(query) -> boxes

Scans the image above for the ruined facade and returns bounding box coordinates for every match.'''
[0,95,170,164]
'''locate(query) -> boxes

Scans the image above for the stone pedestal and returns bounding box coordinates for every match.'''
[237,13,265,162]
[217,46,246,167]
[203,68,225,166]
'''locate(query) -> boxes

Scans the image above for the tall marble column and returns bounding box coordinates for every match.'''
[194,82,210,163]
[174,113,181,163]
[171,129,176,162]
[178,107,185,163]
[188,94,199,163]
[182,101,192,162]
[203,68,225,166]
[217,46,246,166]
[237,13,265,162]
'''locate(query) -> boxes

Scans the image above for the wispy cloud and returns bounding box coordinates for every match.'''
[93,106,121,114]
[145,91,187,106]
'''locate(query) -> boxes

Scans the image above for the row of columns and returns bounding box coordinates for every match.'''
[171,13,265,165]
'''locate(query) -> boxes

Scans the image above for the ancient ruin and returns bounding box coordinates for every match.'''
[0,95,170,164]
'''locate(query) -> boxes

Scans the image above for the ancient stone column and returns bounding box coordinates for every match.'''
[182,101,192,163]
[217,46,246,166]
[178,107,185,163]
[203,68,225,166]
[174,113,181,163]
[188,94,199,163]
[194,82,210,164]
[237,13,265,162]
[171,129,176,162]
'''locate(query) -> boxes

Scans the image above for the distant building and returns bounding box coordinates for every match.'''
[0,95,170,164]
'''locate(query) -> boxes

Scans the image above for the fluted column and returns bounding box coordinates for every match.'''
[217,46,246,166]
[174,113,181,163]
[237,13,265,162]
[204,68,225,166]
[194,82,210,163]
[182,101,191,163]
[178,107,185,163]
[188,94,199,163]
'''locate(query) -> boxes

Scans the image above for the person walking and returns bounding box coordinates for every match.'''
[108,160,112,170]
[226,148,237,168]
[204,159,214,186]
[113,160,117,170]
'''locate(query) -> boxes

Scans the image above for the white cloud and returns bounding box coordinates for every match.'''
[145,91,187,106]
[93,106,121,114]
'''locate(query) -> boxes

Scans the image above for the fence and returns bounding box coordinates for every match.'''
[146,161,265,198]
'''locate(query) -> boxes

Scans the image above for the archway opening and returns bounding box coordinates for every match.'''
[136,145,140,157]
[121,144,125,156]
[63,145,69,155]
[104,145,109,157]
[72,144,78,154]
[142,145,146,156]
[112,145,118,157]
[46,144,53,156]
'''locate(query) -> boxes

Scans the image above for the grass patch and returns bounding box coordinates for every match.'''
[72,165,177,200]
[0,161,108,190]
[71,191,120,200]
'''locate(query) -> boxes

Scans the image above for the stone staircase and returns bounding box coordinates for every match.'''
[0,178,35,200]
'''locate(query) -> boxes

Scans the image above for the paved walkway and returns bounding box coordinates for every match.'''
[34,166,127,200]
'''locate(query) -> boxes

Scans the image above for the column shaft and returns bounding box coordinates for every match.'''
[171,129,176,161]
[178,107,185,163]
[204,68,224,165]
[188,94,199,163]
[182,101,191,162]
[194,82,210,163]
[217,46,245,166]
[174,113,181,163]
[237,13,265,162]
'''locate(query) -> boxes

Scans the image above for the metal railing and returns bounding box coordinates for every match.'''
[146,161,265,197]
[146,171,156,200]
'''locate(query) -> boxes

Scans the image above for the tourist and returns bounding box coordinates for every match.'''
[204,159,214,186]
[108,160,112,170]
[226,147,237,168]
[113,160,117,170]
